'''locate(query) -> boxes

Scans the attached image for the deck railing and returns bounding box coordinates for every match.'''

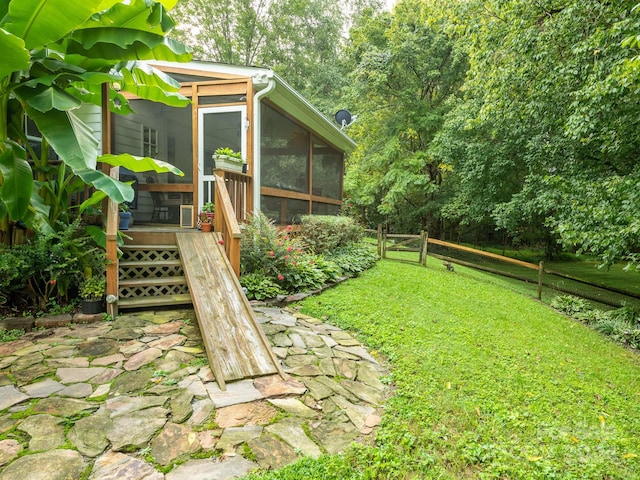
[214,173,242,276]
[213,169,252,223]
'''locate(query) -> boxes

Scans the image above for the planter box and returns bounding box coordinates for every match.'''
[213,154,244,173]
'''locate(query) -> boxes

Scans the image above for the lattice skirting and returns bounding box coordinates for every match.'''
[119,283,189,299]
[119,264,184,280]
[123,249,181,263]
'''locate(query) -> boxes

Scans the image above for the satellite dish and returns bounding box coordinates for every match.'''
[335,110,356,129]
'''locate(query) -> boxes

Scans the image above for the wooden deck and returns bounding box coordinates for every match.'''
[176,232,284,390]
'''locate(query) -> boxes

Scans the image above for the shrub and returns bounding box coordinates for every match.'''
[551,296,640,349]
[0,220,105,313]
[326,242,379,275]
[240,212,377,298]
[241,213,305,274]
[300,215,363,254]
[240,213,326,293]
[240,273,284,300]
[549,295,591,316]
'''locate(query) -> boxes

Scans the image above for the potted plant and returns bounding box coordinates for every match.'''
[79,276,106,314]
[213,147,245,173]
[199,202,215,232]
[199,215,213,232]
[201,201,215,219]
[119,202,132,230]
[82,204,103,226]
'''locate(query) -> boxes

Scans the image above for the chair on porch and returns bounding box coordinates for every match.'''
[146,176,182,222]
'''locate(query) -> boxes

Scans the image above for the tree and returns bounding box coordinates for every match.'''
[343,0,467,233]
[171,0,382,115]
[0,0,191,242]
[432,0,640,264]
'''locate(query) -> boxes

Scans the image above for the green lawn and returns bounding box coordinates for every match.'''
[244,258,640,479]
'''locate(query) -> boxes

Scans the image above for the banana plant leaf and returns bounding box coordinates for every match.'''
[0,28,30,78]
[0,140,32,219]
[3,0,121,49]
[100,154,184,176]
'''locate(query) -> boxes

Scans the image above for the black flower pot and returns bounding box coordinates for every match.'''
[81,299,103,314]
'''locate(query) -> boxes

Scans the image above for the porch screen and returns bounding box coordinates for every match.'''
[260,104,309,194]
[311,137,342,200]
[111,100,193,224]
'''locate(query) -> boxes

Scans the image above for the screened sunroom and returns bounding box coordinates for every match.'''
[107,61,356,227]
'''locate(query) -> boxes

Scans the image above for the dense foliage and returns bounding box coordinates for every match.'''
[338,0,640,267]
[0,221,104,313]
[0,0,189,242]
[551,295,640,349]
[239,213,377,299]
[430,0,640,265]
[299,214,364,254]
[343,0,467,234]
[171,0,381,115]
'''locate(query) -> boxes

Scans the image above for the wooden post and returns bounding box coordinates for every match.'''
[377,224,382,257]
[537,261,544,301]
[382,231,387,259]
[422,231,429,267]
[105,167,119,315]
[419,230,425,264]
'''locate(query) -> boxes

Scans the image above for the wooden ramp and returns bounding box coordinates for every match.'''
[176,232,284,390]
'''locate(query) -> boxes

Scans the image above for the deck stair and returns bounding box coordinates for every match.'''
[118,243,192,309]
[116,230,284,390]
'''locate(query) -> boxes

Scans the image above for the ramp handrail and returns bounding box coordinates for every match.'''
[214,173,242,276]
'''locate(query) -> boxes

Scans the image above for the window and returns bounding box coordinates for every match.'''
[142,125,158,158]
[24,117,59,162]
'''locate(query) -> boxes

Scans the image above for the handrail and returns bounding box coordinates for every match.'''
[105,167,119,313]
[214,173,242,277]
[213,168,252,223]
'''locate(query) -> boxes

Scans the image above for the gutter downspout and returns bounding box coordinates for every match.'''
[252,73,276,215]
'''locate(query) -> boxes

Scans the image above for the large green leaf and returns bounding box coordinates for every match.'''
[23,189,54,234]
[16,84,82,112]
[0,1,9,21]
[72,168,135,203]
[118,61,181,91]
[25,106,98,171]
[100,153,184,176]
[0,140,33,220]
[0,28,30,79]
[64,28,191,62]
[116,61,190,107]
[4,0,121,49]
[82,0,176,35]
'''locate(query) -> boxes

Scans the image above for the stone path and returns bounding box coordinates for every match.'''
[0,307,388,480]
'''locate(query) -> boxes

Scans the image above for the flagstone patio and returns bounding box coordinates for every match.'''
[0,306,389,480]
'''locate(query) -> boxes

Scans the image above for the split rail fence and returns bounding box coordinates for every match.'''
[367,226,640,308]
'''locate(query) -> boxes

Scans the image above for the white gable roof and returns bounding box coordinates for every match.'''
[149,60,357,152]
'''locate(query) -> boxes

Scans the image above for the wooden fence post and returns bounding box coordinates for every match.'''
[537,261,544,301]
[377,224,382,257]
[422,231,429,266]
[382,230,387,259]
